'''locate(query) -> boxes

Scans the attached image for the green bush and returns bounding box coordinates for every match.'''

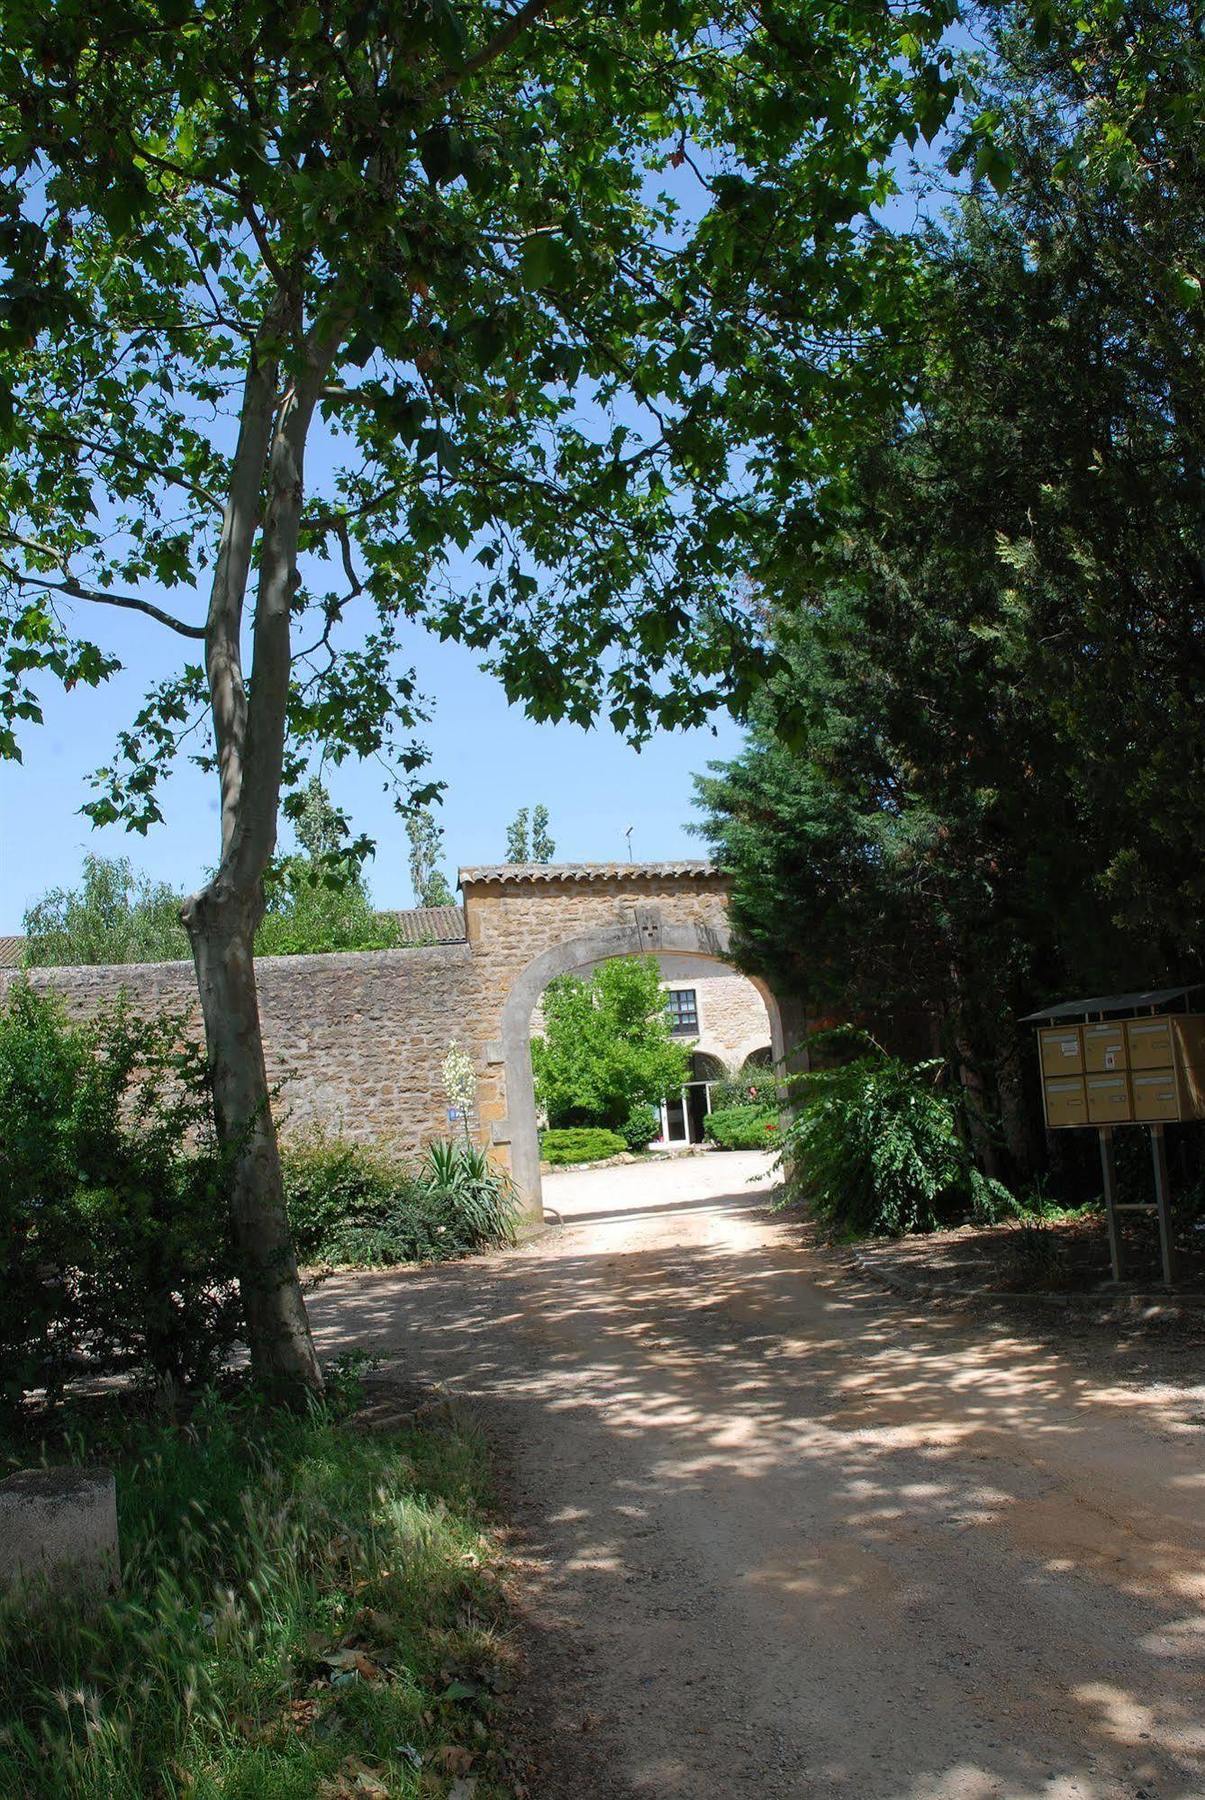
[282,1134,518,1266]
[778,1045,1012,1237]
[710,1073,777,1110]
[533,957,689,1130]
[0,983,240,1410]
[540,1127,627,1166]
[620,1103,660,1151]
[703,1103,780,1149]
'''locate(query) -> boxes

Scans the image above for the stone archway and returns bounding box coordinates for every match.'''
[498,915,794,1224]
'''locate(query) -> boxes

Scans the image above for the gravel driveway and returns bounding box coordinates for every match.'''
[307,1151,1205,1800]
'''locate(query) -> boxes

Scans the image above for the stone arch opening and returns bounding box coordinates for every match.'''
[498,918,791,1224]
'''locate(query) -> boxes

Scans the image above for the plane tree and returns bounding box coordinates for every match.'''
[0,0,960,1396]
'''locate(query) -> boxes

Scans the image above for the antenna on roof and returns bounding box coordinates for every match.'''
[624,825,633,862]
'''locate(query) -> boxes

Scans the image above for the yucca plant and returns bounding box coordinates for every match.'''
[420,1141,520,1248]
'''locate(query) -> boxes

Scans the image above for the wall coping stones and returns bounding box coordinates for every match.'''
[0,940,473,985]
[459,861,726,886]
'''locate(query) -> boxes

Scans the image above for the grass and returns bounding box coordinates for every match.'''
[0,1371,520,1799]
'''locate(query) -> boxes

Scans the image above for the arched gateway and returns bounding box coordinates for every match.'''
[463,863,802,1224]
[1,862,803,1229]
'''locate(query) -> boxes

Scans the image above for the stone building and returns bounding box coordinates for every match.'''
[0,863,802,1222]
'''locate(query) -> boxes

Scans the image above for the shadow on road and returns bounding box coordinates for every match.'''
[307,1174,1205,1800]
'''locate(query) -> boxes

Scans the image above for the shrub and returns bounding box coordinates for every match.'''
[1002,1218,1069,1290]
[540,1127,627,1166]
[620,1103,660,1151]
[777,1045,1012,1237]
[703,1103,780,1149]
[0,983,240,1410]
[22,854,189,966]
[282,1134,517,1266]
[710,1073,777,1110]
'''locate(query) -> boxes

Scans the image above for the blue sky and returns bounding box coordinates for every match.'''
[0,623,744,930]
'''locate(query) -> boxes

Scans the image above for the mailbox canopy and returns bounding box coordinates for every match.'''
[1020,985,1204,1024]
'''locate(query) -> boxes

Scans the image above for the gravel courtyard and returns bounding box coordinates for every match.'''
[306,1151,1205,1800]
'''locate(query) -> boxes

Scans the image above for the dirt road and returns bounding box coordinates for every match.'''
[307,1153,1205,1800]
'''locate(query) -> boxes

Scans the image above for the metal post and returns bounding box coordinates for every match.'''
[1149,1124,1176,1288]
[1098,1125,1122,1283]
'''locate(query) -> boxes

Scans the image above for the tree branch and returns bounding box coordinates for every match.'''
[0,561,207,638]
[42,428,224,512]
[432,0,562,97]
[201,294,291,861]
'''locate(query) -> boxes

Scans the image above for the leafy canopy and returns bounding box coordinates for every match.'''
[23,843,412,964]
[0,0,965,841]
[533,956,689,1129]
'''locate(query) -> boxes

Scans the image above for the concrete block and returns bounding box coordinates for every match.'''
[0,1467,120,1602]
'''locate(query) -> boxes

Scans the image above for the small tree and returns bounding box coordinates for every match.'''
[531,804,555,863]
[533,957,688,1130]
[24,854,190,966]
[407,808,455,908]
[505,809,529,864]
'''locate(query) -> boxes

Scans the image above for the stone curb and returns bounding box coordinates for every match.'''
[848,1249,1205,1324]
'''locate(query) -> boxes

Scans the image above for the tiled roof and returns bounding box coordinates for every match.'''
[0,934,25,967]
[458,861,724,885]
[383,905,466,943]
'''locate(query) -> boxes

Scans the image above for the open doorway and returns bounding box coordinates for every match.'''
[658,1050,727,1147]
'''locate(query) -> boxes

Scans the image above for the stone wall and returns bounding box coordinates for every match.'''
[0,944,482,1159]
[1,865,797,1217]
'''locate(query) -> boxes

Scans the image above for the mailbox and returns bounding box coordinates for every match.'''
[1039,1026,1083,1076]
[1086,1072,1131,1124]
[1042,1077,1087,1129]
[1126,1018,1174,1071]
[1083,1022,1127,1073]
[1131,1070,1179,1123]
[1021,984,1205,1287]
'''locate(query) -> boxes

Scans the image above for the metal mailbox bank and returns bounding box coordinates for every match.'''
[1021,985,1205,1285]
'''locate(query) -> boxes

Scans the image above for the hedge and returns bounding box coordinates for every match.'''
[703,1103,780,1150]
[540,1127,627,1166]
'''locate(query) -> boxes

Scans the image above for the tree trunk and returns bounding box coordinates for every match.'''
[186,303,342,1402]
[995,1026,1041,1181]
[185,888,321,1400]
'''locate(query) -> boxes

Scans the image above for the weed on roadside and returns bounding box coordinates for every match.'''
[0,1379,522,1798]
